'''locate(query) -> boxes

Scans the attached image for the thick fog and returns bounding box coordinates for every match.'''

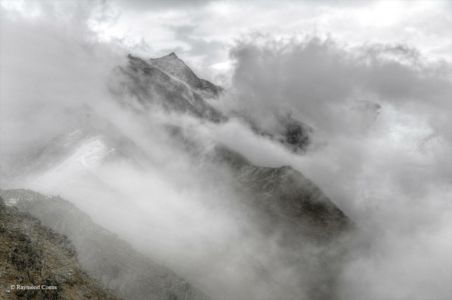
[1,1,451,300]
[223,38,452,299]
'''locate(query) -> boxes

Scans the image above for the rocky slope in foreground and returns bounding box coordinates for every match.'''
[0,189,209,300]
[0,196,118,300]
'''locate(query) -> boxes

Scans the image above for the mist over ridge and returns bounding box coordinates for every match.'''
[1,1,451,300]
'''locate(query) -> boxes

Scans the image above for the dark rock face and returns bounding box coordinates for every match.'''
[0,196,118,300]
[213,145,351,239]
[0,189,209,300]
[281,116,313,152]
[209,146,352,300]
[110,54,224,122]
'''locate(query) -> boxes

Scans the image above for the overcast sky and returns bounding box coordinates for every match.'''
[2,0,452,77]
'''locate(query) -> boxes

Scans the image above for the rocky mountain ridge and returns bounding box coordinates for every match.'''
[113,53,312,152]
[149,52,223,99]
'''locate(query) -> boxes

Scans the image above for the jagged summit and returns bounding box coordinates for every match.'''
[113,54,224,121]
[149,52,223,98]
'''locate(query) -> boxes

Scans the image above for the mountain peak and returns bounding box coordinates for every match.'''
[116,54,224,121]
[167,52,178,58]
[149,52,222,98]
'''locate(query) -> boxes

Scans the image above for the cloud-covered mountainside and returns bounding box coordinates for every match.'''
[2,0,452,298]
[1,51,352,300]
[1,7,451,298]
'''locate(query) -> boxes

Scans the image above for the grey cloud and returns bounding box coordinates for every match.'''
[109,0,378,16]
[229,37,452,137]
[224,36,452,300]
[111,0,214,10]
[0,7,125,180]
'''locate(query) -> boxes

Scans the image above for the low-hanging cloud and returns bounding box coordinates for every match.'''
[224,36,452,300]
[228,37,452,137]
[0,4,127,180]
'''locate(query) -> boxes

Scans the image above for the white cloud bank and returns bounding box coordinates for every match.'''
[222,36,452,300]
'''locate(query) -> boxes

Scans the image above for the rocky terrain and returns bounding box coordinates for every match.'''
[0,196,118,300]
[110,54,224,122]
[213,146,350,237]
[149,52,223,99]
[0,189,209,300]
